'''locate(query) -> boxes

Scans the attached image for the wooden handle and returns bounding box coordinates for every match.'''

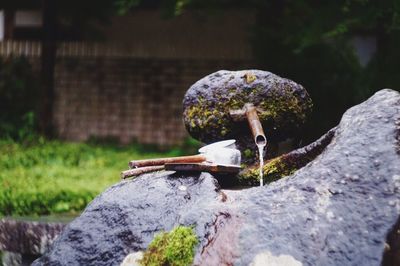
[129,154,206,168]
[164,163,241,174]
[121,165,165,179]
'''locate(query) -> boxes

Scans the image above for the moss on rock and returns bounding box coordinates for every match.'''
[139,226,198,266]
[238,156,297,186]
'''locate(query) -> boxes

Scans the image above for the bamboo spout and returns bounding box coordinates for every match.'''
[244,103,267,146]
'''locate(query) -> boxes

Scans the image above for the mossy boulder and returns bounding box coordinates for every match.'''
[182,70,312,159]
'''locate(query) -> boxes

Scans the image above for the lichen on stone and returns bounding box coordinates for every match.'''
[139,226,198,266]
[244,72,257,84]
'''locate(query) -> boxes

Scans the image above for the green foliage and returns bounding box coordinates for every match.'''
[114,0,141,15]
[0,138,191,216]
[151,0,400,143]
[140,226,198,266]
[0,56,40,141]
[249,0,400,142]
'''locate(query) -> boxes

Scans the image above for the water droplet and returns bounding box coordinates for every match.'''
[178,185,187,191]
[326,211,335,220]
[350,175,360,181]
[389,200,396,206]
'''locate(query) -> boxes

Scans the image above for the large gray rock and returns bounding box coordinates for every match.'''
[34,89,400,265]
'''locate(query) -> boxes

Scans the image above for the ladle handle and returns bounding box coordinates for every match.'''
[129,154,207,168]
[121,165,165,179]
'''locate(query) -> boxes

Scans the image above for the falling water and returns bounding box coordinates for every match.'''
[258,144,266,186]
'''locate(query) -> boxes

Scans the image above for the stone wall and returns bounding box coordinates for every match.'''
[0,42,255,145]
[0,9,256,145]
[53,57,254,145]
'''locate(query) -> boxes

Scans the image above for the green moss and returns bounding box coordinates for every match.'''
[238,156,297,185]
[140,226,198,266]
[258,89,312,129]
[184,82,312,144]
[243,149,253,158]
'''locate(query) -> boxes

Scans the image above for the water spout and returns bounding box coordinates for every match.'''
[244,103,267,186]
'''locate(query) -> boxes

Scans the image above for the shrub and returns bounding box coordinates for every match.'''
[0,56,40,141]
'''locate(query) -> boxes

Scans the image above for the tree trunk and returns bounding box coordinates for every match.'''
[39,0,57,137]
[4,10,15,39]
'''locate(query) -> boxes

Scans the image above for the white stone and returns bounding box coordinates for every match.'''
[250,251,302,266]
[120,251,144,266]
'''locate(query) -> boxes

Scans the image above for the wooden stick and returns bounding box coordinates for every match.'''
[164,163,241,174]
[121,165,165,179]
[128,154,206,168]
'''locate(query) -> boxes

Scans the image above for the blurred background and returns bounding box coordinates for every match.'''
[0,0,399,217]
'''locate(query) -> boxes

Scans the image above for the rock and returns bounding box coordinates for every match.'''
[182,70,313,161]
[0,219,66,256]
[120,252,143,266]
[0,218,67,266]
[249,251,302,266]
[34,89,400,265]
[32,172,220,266]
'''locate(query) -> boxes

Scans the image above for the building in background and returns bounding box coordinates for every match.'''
[0,5,256,145]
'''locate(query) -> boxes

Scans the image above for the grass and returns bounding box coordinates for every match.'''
[0,137,200,217]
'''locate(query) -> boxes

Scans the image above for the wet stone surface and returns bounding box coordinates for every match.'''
[34,89,400,265]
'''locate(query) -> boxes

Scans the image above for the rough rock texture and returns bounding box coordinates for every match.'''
[0,219,66,255]
[182,70,312,161]
[0,219,67,266]
[34,89,400,265]
[33,172,220,266]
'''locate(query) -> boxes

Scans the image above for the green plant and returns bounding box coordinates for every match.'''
[140,226,198,266]
[0,56,40,141]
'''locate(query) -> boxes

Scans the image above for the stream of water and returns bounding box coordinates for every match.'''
[257,144,266,186]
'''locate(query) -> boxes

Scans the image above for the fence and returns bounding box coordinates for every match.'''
[0,41,255,145]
